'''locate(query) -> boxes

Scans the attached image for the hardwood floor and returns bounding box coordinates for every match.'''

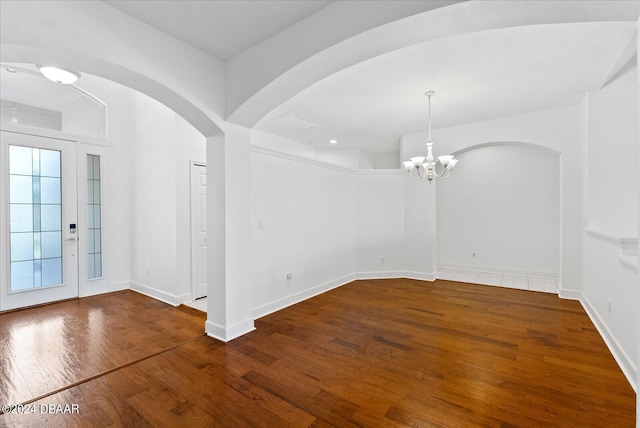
[1,280,635,427]
[0,290,206,406]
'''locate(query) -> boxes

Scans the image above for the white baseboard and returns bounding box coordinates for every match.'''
[438,262,558,279]
[570,291,637,393]
[129,281,191,307]
[252,273,356,319]
[354,270,407,280]
[402,271,437,282]
[206,318,255,342]
[110,281,130,292]
[558,288,582,300]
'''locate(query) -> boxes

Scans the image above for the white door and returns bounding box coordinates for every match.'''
[190,163,207,300]
[1,131,78,311]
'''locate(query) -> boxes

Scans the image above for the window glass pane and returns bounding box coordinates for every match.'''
[41,231,62,259]
[87,154,102,280]
[87,205,94,229]
[93,181,100,204]
[93,206,101,229]
[9,145,32,175]
[88,254,95,279]
[10,175,33,204]
[11,261,34,290]
[87,156,94,180]
[40,205,61,231]
[41,258,62,286]
[9,146,63,291]
[94,254,102,278]
[40,177,61,204]
[87,179,94,204]
[10,232,33,261]
[32,149,40,176]
[34,259,42,287]
[94,229,101,253]
[87,229,95,253]
[10,204,33,233]
[39,149,60,178]
[93,156,100,179]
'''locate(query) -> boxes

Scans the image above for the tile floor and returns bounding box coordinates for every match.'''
[437,268,559,293]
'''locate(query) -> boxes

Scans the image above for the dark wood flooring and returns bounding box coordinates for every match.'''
[0,279,635,427]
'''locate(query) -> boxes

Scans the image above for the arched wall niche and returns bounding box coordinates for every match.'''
[437,141,561,280]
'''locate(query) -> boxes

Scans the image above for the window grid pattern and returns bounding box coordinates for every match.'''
[9,145,62,291]
[87,155,102,279]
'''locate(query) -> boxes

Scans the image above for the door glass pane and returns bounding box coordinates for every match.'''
[41,258,62,286]
[10,261,34,290]
[9,204,33,233]
[40,149,61,177]
[10,232,33,261]
[41,231,62,258]
[87,154,102,279]
[9,145,62,290]
[40,177,61,204]
[9,175,32,204]
[40,205,61,231]
[9,145,32,175]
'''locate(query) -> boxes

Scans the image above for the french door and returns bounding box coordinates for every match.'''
[1,131,78,311]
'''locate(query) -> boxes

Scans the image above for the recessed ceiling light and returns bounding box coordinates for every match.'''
[6,68,17,73]
[329,139,338,144]
[37,65,80,84]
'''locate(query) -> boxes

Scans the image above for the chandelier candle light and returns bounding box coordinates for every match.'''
[402,91,458,182]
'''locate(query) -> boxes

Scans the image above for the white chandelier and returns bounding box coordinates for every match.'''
[402,91,458,183]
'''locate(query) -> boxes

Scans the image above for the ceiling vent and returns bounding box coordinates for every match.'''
[268,113,319,132]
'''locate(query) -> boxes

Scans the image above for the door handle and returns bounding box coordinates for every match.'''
[65,237,77,242]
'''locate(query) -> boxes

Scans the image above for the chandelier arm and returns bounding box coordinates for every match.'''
[410,168,427,180]
[431,162,452,178]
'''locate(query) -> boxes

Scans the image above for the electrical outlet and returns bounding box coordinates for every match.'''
[380,257,385,264]
[607,299,612,313]
[146,268,150,277]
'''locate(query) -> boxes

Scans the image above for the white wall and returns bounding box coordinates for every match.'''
[355,172,405,275]
[250,134,409,317]
[582,65,638,390]
[437,144,560,277]
[586,67,638,237]
[76,75,206,305]
[175,115,207,300]
[74,75,135,293]
[402,105,582,288]
[250,148,356,317]
[583,232,638,386]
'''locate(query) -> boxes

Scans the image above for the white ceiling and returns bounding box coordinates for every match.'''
[101,1,637,155]
[103,0,334,61]
[256,21,637,153]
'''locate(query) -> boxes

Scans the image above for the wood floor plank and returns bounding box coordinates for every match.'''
[1,279,635,427]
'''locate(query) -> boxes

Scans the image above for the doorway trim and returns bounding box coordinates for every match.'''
[190,161,207,302]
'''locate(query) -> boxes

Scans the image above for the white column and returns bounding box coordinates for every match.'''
[205,124,254,341]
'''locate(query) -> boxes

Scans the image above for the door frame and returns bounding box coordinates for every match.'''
[1,126,113,310]
[1,130,79,311]
[190,161,207,301]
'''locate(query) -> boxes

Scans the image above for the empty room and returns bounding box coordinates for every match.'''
[0,0,638,426]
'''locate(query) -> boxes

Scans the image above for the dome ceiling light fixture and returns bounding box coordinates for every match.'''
[402,91,458,183]
[37,65,81,84]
